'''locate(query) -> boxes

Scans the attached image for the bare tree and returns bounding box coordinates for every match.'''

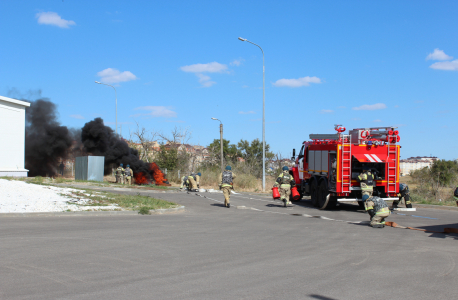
[157,126,194,172]
[158,126,192,148]
[129,121,159,163]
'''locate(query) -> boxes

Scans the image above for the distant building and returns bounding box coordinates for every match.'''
[400,156,438,175]
[0,95,31,177]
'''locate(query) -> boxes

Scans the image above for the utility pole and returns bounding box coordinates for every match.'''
[212,118,224,173]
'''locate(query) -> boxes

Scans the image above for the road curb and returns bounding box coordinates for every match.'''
[412,203,458,211]
[0,206,185,217]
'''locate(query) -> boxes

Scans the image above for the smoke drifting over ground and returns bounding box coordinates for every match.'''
[25,99,75,176]
[81,118,151,177]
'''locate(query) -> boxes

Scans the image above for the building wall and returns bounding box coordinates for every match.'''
[0,99,28,176]
[400,161,432,175]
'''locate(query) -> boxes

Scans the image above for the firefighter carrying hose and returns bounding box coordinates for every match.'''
[358,165,374,199]
[273,166,295,207]
[392,183,412,209]
[364,195,391,228]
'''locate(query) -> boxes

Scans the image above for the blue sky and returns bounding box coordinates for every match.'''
[1,0,457,159]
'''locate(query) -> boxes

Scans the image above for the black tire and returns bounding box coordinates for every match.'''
[311,180,319,207]
[318,180,330,209]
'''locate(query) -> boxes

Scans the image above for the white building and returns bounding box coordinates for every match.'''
[400,156,438,175]
[0,95,30,177]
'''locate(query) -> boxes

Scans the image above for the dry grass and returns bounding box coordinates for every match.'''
[195,168,276,193]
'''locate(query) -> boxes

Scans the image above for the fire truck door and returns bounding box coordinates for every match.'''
[298,145,305,180]
[299,158,304,179]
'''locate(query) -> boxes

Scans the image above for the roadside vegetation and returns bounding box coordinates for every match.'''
[407,159,458,206]
[68,190,177,212]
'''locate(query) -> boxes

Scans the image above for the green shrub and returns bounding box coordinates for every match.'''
[138,207,151,215]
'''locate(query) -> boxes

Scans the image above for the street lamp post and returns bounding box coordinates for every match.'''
[211,118,224,174]
[95,81,118,135]
[238,37,266,192]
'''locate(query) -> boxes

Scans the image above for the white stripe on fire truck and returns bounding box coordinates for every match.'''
[364,154,376,162]
[371,154,383,162]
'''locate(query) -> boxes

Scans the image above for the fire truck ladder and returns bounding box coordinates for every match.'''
[340,134,351,194]
[387,142,397,193]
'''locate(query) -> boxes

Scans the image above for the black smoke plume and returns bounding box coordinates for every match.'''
[81,118,151,177]
[25,99,75,176]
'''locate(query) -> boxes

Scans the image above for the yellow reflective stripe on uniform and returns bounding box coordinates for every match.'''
[376,207,390,214]
[280,184,291,188]
[366,206,373,210]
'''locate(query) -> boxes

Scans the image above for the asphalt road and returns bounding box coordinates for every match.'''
[2,187,458,300]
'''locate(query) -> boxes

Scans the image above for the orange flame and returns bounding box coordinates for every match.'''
[134,172,149,185]
[149,162,170,186]
[133,162,170,186]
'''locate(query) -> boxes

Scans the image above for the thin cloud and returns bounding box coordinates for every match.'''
[320,109,334,114]
[250,118,262,122]
[70,114,84,119]
[196,74,216,87]
[373,119,382,122]
[352,103,387,111]
[273,76,322,88]
[426,49,453,61]
[180,62,228,73]
[337,106,346,109]
[180,62,228,87]
[36,12,76,28]
[239,111,256,114]
[230,59,244,66]
[429,59,458,71]
[97,68,137,84]
[133,106,177,118]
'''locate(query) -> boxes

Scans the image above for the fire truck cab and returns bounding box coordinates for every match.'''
[290,125,400,209]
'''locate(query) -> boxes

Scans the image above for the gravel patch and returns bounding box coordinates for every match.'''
[0,179,121,213]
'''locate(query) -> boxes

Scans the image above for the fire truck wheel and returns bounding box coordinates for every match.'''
[311,181,319,207]
[318,180,330,209]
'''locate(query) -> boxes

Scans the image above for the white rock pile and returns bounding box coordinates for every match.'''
[0,179,120,213]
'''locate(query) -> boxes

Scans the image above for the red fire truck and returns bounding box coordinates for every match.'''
[290,125,400,209]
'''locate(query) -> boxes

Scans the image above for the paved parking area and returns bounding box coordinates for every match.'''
[2,188,458,299]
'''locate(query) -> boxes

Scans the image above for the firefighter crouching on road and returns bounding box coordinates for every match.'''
[187,172,201,192]
[364,195,391,228]
[219,166,236,208]
[392,183,412,209]
[124,164,133,185]
[358,165,374,199]
[116,163,125,184]
[180,175,189,190]
[273,166,295,207]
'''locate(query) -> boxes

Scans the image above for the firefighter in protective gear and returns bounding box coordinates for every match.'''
[219,166,236,208]
[364,195,390,228]
[180,175,189,190]
[116,163,125,184]
[124,164,133,185]
[392,183,412,209]
[187,172,200,192]
[273,166,295,207]
[358,165,374,199]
